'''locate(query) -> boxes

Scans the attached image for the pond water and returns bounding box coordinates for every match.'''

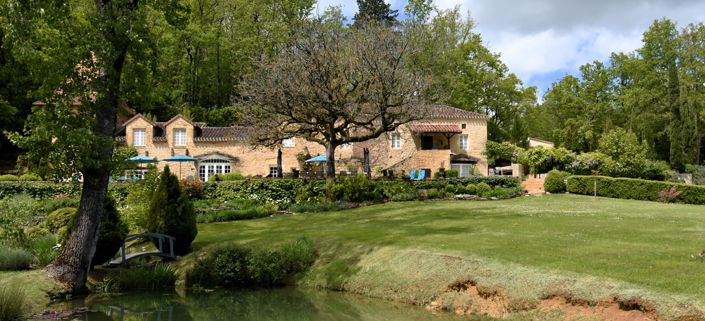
[54,288,493,321]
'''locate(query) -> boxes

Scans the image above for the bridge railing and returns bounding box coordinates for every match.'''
[114,233,176,266]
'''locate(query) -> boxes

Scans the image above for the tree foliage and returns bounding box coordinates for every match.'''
[146,166,197,255]
[530,19,705,170]
[241,21,429,177]
[403,4,536,144]
[353,0,398,27]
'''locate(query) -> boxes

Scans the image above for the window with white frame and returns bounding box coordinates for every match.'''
[269,166,279,177]
[282,137,295,148]
[459,135,469,150]
[133,128,146,147]
[391,133,402,149]
[198,159,231,181]
[451,164,474,178]
[174,128,187,146]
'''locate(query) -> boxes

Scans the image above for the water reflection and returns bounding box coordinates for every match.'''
[69,288,476,321]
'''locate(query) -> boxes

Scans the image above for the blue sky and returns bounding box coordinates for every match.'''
[315,0,705,97]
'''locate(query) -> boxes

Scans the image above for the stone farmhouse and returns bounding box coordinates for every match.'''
[115,104,488,180]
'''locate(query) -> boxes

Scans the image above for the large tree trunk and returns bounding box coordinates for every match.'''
[46,4,128,291]
[326,142,336,179]
[45,169,109,293]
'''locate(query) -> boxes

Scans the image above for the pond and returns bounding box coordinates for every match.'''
[50,288,494,321]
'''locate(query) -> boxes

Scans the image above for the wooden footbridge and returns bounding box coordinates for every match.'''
[106,233,176,267]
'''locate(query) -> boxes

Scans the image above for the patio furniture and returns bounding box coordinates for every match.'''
[415,169,426,181]
[409,169,417,180]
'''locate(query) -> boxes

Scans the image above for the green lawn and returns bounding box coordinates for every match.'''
[195,194,705,301]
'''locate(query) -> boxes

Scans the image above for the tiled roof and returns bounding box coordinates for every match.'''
[408,123,462,133]
[194,126,253,142]
[423,104,486,119]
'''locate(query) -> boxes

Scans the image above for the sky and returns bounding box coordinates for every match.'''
[314,0,705,97]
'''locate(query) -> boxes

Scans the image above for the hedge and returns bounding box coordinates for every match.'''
[0,181,130,201]
[205,176,521,203]
[566,175,705,204]
[544,170,569,193]
[0,182,80,199]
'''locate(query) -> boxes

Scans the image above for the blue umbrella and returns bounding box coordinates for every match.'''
[163,155,198,179]
[128,155,157,163]
[305,155,328,163]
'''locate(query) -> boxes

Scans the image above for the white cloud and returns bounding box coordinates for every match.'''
[316,0,705,91]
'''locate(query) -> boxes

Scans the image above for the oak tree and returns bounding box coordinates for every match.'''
[241,21,429,178]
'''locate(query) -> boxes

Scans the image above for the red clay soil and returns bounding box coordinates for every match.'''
[426,279,705,321]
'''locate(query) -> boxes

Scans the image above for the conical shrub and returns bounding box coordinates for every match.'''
[146,166,197,255]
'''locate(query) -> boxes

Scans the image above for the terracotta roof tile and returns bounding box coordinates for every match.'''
[423,104,486,119]
[408,123,462,133]
[194,126,252,142]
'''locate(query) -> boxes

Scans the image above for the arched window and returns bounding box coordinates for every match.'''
[196,153,234,181]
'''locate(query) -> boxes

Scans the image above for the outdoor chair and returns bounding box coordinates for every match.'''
[409,169,417,180]
[415,169,426,181]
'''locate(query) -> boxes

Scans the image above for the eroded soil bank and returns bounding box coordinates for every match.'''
[295,244,705,321]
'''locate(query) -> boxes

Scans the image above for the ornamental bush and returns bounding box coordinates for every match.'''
[18,173,42,181]
[209,172,245,181]
[0,175,19,181]
[186,238,316,288]
[476,182,492,197]
[324,175,380,203]
[146,166,197,255]
[544,170,570,193]
[566,175,705,204]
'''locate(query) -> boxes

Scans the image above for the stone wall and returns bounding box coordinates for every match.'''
[122,113,488,180]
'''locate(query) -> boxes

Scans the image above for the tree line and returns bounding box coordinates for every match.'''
[527,19,705,171]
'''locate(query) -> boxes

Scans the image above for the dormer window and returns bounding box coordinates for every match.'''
[133,128,146,147]
[174,128,187,146]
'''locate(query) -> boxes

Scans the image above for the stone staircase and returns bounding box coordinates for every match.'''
[522,177,545,194]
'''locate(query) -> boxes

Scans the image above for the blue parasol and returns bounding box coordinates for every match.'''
[163,155,197,179]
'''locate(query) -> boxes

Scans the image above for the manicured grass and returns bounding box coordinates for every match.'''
[194,194,705,302]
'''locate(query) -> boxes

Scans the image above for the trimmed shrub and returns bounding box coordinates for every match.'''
[56,197,129,266]
[476,183,492,197]
[186,238,316,288]
[0,246,33,271]
[197,206,274,223]
[375,180,415,200]
[324,175,380,203]
[390,192,417,201]
[18,173,42,181]
[0,175,19,182]
[446,169,459,178]
[212,179,307,206]
[566,175,705,204]
[288,201,344,213]
[465,184,478,195]
[209,172,245,181]
[0,182,80,200]
[0,285,25,321]
[455,185,469,194]
[146,166,197,255]
[544,170,569,193]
